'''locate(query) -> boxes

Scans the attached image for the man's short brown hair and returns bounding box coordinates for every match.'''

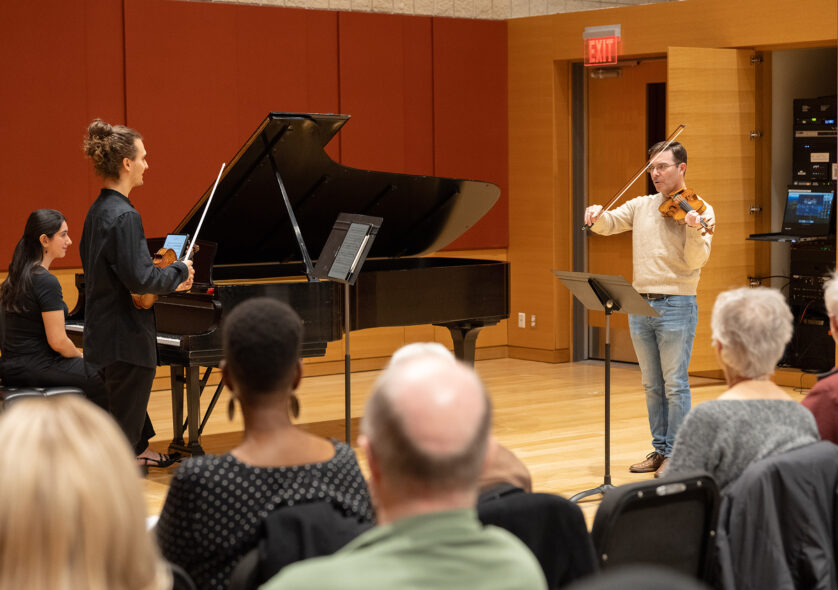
[648,140,687,166]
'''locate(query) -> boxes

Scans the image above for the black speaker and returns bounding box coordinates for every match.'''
[792,310,834,373]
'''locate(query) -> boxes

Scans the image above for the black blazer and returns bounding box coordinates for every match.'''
[80,189,187,368]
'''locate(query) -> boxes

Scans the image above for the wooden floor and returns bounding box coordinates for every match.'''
[143,358,811,527]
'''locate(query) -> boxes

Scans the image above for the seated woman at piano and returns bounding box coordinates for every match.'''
[156,298,373,590]
[0,209,106,405]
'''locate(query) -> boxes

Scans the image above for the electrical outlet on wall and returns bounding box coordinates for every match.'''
[530,314,536,328]
[518,312,526,328]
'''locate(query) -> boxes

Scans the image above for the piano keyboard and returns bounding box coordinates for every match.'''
[65,322,182,347]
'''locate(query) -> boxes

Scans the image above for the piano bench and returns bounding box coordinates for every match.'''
[0,386,85,410]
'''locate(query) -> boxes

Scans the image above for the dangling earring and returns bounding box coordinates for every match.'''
[227,397,236,421]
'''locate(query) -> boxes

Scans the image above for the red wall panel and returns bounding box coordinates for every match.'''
[0,0,124,269]
[1,0,507,273]
[432,18,508,250]
[123,0,339,240]
[338,12,433,175]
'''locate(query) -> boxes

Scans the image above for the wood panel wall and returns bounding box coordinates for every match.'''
[507,0,838,363]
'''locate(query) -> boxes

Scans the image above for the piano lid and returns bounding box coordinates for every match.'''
[174,113,500,265]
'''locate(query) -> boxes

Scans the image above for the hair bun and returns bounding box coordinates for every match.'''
[87,118,113,139]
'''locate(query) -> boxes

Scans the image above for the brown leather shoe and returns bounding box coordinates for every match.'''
[629,451,665,473]
[653,458,669,478]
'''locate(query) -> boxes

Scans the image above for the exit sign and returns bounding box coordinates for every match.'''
[583,25,621,67]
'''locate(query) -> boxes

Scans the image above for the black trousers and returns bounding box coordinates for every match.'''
[1,354,108,410]
[100,361,157,455]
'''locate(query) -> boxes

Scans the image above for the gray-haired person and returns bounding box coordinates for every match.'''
[664,287,819,489]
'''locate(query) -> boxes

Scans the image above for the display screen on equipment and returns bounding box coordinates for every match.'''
[782,189,835,235]
[163,234,189,258]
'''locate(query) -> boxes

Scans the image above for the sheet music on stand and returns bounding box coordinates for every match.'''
[315,213,383,444]
[315,214,382,285]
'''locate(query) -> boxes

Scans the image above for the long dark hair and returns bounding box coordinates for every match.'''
[0,209,65,314]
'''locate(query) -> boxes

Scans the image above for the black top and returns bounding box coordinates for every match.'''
[1,268,66,358]
[156,441,374,590]
[79,189,188,369]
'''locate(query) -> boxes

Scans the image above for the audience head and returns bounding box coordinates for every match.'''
[0,208,66,314]
[565,565,709,590]
[222,298,303,402]
[361,343,492,505]
[711,287,793,380]
[83,118,142,181]
[0,395,168,590]
[823,272,838,319]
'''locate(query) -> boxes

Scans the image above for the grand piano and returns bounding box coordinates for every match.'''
[67,113,509,455]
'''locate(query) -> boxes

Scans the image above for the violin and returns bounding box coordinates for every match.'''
[658,187,714,235]
[130,246,198,310]
[129,162,227,310]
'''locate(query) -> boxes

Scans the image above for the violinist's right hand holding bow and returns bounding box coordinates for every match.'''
[175,259,195,292]
[584,204,604,227]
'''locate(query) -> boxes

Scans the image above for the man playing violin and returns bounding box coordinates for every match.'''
[584,141,714,478]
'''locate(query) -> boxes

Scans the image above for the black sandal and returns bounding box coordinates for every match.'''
[137,451,182,470]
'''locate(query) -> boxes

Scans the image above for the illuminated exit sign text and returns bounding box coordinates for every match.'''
[583,25,621,67]
[586,36,620,66]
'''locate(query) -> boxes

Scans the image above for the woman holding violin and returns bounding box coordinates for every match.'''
[80,119,194,471]
[584,140,715,478]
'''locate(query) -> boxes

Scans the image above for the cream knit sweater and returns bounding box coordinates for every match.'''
[590,193,714,295]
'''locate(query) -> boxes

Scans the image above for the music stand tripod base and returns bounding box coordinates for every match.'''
[552,270,658,503]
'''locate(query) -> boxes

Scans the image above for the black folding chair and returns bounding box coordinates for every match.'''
[478,491,598,589]
[591,471,719,583]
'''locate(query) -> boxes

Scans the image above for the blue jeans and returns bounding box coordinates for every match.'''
[628,295,697,457]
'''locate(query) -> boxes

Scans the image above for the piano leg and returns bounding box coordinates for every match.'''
[185,367,204,455]
[168,364,206,456]
[442,323,487,366]
[169,366,186,450]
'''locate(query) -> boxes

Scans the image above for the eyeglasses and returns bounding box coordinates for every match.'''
[648,163,677,174]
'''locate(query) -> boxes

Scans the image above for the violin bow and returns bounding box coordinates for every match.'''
[583,124,686,230]
[184,162,226,261]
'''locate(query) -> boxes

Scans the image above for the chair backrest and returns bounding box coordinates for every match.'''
[715,441,838,590]
[228,501,371,590]
[591,471,719,582]
[477,491,598,589]
[169,562,197,590]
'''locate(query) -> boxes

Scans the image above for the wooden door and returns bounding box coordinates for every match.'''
[587,59,667,362]
[668,47,758,375]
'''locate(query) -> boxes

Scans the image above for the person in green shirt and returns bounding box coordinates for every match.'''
[260,346,547,590]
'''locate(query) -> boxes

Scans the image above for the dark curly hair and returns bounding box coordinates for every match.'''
[82,119,142,180]
[0,209,65,314]
[222,298,303,395]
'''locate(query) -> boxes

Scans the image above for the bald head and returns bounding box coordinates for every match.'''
[362,348,491,494]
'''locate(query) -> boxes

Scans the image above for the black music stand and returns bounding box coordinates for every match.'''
[315,213,383,443]
[552,271,658,502]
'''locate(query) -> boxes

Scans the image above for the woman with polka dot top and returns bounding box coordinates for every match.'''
[155,299,373,590]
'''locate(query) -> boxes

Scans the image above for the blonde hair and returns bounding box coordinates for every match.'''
[0,396,170,590]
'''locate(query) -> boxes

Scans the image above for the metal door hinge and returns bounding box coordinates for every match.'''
[749,130,762,140]
[749,205,762,215]
[750,55,763,65]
